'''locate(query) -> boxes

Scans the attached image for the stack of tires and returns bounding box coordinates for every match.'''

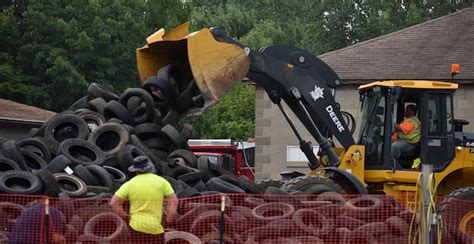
[0,64,267,199]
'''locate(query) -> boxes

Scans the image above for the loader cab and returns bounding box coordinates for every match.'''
[358,80,457,171]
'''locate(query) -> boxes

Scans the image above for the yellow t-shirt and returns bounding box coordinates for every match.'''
[115,173,175,234]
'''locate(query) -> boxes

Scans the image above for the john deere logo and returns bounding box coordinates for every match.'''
[310,85,324,101]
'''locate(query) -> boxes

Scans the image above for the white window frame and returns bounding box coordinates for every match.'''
[286,145,320,163]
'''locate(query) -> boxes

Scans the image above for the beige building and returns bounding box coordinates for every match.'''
[254,8,474,179]
[0,99,55,139]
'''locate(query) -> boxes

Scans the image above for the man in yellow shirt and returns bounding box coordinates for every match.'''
[391,105,420,165]
[110,156,178,243]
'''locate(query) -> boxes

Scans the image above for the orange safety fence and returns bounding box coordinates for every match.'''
[0,193,472,243]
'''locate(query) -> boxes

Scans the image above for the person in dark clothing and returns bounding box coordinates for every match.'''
[9,203,66,244]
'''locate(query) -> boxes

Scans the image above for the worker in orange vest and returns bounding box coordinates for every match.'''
[391,104,420,164]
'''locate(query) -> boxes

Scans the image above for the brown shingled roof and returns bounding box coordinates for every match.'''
[320,8,474,83]
[0,99,56,123]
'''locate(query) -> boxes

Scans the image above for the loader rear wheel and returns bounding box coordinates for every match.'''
[280,175,346,194]
[439,187,474,243]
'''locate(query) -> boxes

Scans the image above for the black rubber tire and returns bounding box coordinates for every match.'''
[177,171,203,185]
[281,175,346,194]
[103,100,135,125]
[206,177,245,193]
[119,88,155,124]
[32,169,61,197]
[1,140,28,170]
[86,165,114,190]
[342,229,378,244]
[181,123,193,141]
[292,209,331,236]
[385,215,409,236]
[65,224,79,243]
[165,231,201,243]
[45,155,73,173]
[16,137,51,163]
[197,156,211,182]
[35,136,60,156]
[117,144,146,173]
[88,97,107,115]
[252,202,295,221]
[103,156,120,168]
[45,113,90,143]
[160,124,188,149]
[76,109,106,131]
[177,187,201,198]
[238,176,264,194]
[162,108,181,127]
[0,171,43,194]
[54,173,88,198]
[103,166,128,184]
[345,196,383,221]
[88,122,129,156]
[169,164,195,178]
[357,222,389,237]
[218,175,242,188]
[191,180,206,192]
[58,139,105,166]
[162,176,184,194]
[19,148,48,171]
[134,123,162,140]
[0,157,21,172]
[87,83,119,102]
[255,178,285,191]
[333,215,366,230]
[87,185,110,194]
[438,186,474,243]
[73,165,100,186]
[143,138,168,150]
[68,96,90,111]
[168,149,197,168]
[0,202,25,228]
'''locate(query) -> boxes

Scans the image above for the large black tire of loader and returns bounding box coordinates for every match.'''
[438,186,474,243]
[254,179,285,191]
[280,175,346,195]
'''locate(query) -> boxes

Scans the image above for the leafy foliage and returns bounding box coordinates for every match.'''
[1,0,473,138]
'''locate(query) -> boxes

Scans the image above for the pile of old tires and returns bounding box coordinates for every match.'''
[0,63,269,199]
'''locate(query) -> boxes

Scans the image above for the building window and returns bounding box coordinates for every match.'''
[286,145,320,162]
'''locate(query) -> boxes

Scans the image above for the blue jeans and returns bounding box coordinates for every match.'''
[391,140,417,162]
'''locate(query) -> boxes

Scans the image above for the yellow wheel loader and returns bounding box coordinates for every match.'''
[136,23,474,242]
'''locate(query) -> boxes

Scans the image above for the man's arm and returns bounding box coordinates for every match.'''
[164,193,178,224]
[110,195,127,219]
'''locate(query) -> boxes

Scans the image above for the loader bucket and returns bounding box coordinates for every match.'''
[136,22,250,111]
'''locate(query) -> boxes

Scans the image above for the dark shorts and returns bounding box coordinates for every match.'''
[130,229,165,243]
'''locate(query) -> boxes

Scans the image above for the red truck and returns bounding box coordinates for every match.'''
[188,139,255,180]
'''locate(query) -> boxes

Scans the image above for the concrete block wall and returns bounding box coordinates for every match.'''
[254,84,474,180]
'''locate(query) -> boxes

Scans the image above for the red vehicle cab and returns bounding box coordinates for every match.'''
[188,139,255,180]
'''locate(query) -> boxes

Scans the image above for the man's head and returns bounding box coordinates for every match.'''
[405,104,417,117]
[128,156,155,174]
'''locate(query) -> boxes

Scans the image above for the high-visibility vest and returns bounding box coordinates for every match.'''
[397,116,420,144]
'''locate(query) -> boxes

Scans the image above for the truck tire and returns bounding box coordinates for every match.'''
[345,196,383,221]
[342,229,378,244]
[0,171,43,194]
[134,123,162,140]
[0,157,21,172]
[255,179,285,191]
[252,202,295,221]
[58,139,105,166]
[281,175,346,194]
[32,169,60,197]
[160,124,188,149]
[68,96,90,111]
[45,114,90,143]
[76,109,106,132]
[168,149,197,168]
[54,173,88,198]
[103,166,128,184]
[165,231,201,244]
[86,165,114,190]
[88,123,129,157]
[73,165,99,186]
[88,97,107,115]
[292,209,331,236]
[1,140,28,170]
[17,137,51,163]
[103,100,135,125]
[119,88,155,124]
[19,148,48,171]
[385,216,409,236]
[438,187,474,243]
[239,176,264,194]
[45,155,73,174]
[206,177,245,194]
[87,83,119,102]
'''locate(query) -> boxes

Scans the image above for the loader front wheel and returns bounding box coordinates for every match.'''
[439,187,474,243]
[280,175,346,195]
